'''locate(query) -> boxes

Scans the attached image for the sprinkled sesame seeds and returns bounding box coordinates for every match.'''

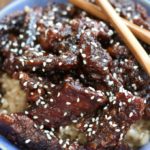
[45,119,50,123]
[97,98,102,102]
[66,102,71,105]
[40,125,44,130]
[115,129,120,132]
[59,62,63,66]
[50,98,54,102]
[129,112,134,118]
[33,116,38,119]
[77,97,80,103]
[59,139,63,145]
[64,112,68,116]
[25,139,31,144]
[83,60,87,65]
[90,96,95,100]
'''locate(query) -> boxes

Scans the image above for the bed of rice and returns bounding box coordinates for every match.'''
[0,73,149,148]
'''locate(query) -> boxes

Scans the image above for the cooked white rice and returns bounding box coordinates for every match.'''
[0,74,27,114]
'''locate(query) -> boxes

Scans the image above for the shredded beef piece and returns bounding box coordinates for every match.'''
[73,91,144,149]
[0,114,61,150]
[28,77,107,128]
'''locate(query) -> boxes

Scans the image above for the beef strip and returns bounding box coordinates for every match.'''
[74,91,144,149]
[0,114,61,150]
[28,77,107,128]
[79,32,112,77]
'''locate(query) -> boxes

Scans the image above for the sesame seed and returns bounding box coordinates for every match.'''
[83,60,87,65]
[23,81,28,87]
[77,97,80,103]
[64,112,68,116]
[40,125,44,130]
[129,112,133,117]
[85,90,89,93]
[43,62,47,67]
[25,139,31,144]
[46,59,52,63]
[46,134,52,140]
[19,73,24,79]
[59,139,63,145]
[33,116,38,119]
[84,124,88,128]
[82,54,86,58]
[24,111,29,115]
[115,129,120,132]
[72,120,77,123]
[128,98,132,103]
[80,113,84,117]
[87,128,92,132]
[66,102,71,105]
[45,119,50,123]
[91,96,95,100]
[57,92,61,97]
[97,98,102,102]
[59,62,62,66]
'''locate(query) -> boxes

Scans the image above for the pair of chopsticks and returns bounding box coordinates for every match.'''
[69,0,150,76]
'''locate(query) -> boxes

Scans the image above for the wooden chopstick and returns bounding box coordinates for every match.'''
[69,0,150,45]
[96,0,150,76]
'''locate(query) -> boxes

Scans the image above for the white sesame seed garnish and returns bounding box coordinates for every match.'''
[84,124,88,128]
[19,73,24,79]
[72,120,77,123]
[115,129,121,132]
[64,112,68,116]
[85,90,89,93]
[46,134,52,140]
[43,62,47,67]
[59,139,63,145]
[66,102,71,105]
[87,128,92,132]
[81,54,86,58]
[23,81,28,87]
[129,112,134,117]
[90,96,95,100]
[25,139,31,144]
[59,62,63,66]
[50,99,54,102]
[24,111,29,115]
[45,119,50,123]
[40,125,44,130]
[57,92,60,97]
[77,97,80,103]
[80,113,84,117]
[97,98,102,102]
[33,116,38,119]
[83,60,87,65]
[128,98,132,103]
[46,59,52,63]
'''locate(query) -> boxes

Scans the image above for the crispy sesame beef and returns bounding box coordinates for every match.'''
[73,92,144,149]
[0,0,149,149]
[0,114,61,150]
[28,77,107,129]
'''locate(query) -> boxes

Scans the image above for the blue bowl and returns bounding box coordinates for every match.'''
[0,0,150,150]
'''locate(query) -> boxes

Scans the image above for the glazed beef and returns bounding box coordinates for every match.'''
[0,114,61,150]
[0,0,149,150]
[75,92,144,149]
[28,77,107,128]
